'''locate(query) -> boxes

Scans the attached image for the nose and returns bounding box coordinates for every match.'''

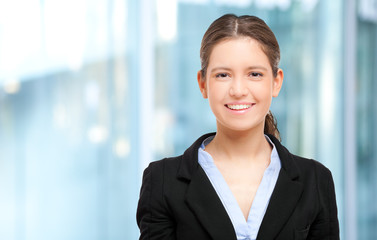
[229,77,248,97]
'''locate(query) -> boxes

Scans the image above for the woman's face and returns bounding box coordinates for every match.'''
[197,37,283,134]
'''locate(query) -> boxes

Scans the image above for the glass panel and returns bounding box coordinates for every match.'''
[0,0,139,239]
[356,14,377,240]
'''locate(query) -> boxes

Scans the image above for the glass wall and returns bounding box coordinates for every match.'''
[0,0,140,239]
[0,0,376,239]
[357,0,377,238]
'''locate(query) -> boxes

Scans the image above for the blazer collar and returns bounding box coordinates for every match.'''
[258,134,304,239]
[176,132,215,181]
[178,132,236,240]
[177,133,304,240]
[177,132,301,181]
[267,133,301,180]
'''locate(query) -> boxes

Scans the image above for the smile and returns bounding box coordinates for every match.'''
[225,104,253,110]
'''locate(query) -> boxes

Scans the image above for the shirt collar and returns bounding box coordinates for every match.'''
[199,135,281,171]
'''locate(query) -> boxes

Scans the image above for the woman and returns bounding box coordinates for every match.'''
[137,14,339,240]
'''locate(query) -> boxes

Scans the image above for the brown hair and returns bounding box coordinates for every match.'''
[199,14,281,140]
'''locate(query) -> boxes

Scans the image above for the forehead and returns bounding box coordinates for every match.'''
[208,37,270,69]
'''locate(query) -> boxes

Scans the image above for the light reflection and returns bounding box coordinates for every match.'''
[53,104,69,129]
[114,138,131,158]
[154,108,175,156]
[44,0,86,71]
[157,0,177,41]
[84,81,100,109]
[88,125,108,144]
[319,57,336,138]
[301,0,318,12]
[0,0,42,79]
[359,0,377,22]
[3,79,21,94]
[113,0,127,51]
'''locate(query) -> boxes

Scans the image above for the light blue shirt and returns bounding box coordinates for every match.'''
[198,135,281,240]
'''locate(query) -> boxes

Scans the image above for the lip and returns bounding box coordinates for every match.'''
[224,102,255,114]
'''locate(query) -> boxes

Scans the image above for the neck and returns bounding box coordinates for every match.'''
[206,123,272,164]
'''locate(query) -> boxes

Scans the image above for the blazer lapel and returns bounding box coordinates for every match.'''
[185,167,237,240]
[177,133,236,240]
[257,135,304,239]
[257,168,303,239]
[178,133,304,240]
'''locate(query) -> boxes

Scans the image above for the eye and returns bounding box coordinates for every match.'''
[249,72,263,77]
[215,73,230,78]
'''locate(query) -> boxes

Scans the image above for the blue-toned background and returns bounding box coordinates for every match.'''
[0,0,376,239]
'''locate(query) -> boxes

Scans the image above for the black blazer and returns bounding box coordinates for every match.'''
[136,133,339,240]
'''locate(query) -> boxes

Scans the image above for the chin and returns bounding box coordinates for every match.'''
[220,123,264,134]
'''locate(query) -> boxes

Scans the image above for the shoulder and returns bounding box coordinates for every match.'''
[137,156,183,214]
[140,156,183,189]
[146,155,183,173]
[288,154,339,236]
[145,132,216,179]
[289,153,336,207]
[291,154,333,179]
[268,134,333,181]
[268,134,332,179]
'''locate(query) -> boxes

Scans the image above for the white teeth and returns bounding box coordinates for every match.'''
[227,104,251,110]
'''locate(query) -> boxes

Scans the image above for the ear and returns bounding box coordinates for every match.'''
[197,70,208,99]
[272,68,284,97]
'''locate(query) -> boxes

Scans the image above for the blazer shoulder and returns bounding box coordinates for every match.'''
[145,155,183,176]
[291,154,332,175]
[268,135,332,179]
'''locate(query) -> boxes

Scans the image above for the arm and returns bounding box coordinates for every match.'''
[308,164,340,240]
[136,162,177,240]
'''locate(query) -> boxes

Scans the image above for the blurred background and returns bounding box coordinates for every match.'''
[0,0,376,239]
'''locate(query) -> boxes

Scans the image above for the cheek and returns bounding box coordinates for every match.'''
[251,82,273,99]
[207,82,226,99]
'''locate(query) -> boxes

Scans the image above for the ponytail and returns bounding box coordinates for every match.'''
[264,111,280,141]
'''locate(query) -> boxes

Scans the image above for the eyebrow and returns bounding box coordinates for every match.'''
[210,66,268,73]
